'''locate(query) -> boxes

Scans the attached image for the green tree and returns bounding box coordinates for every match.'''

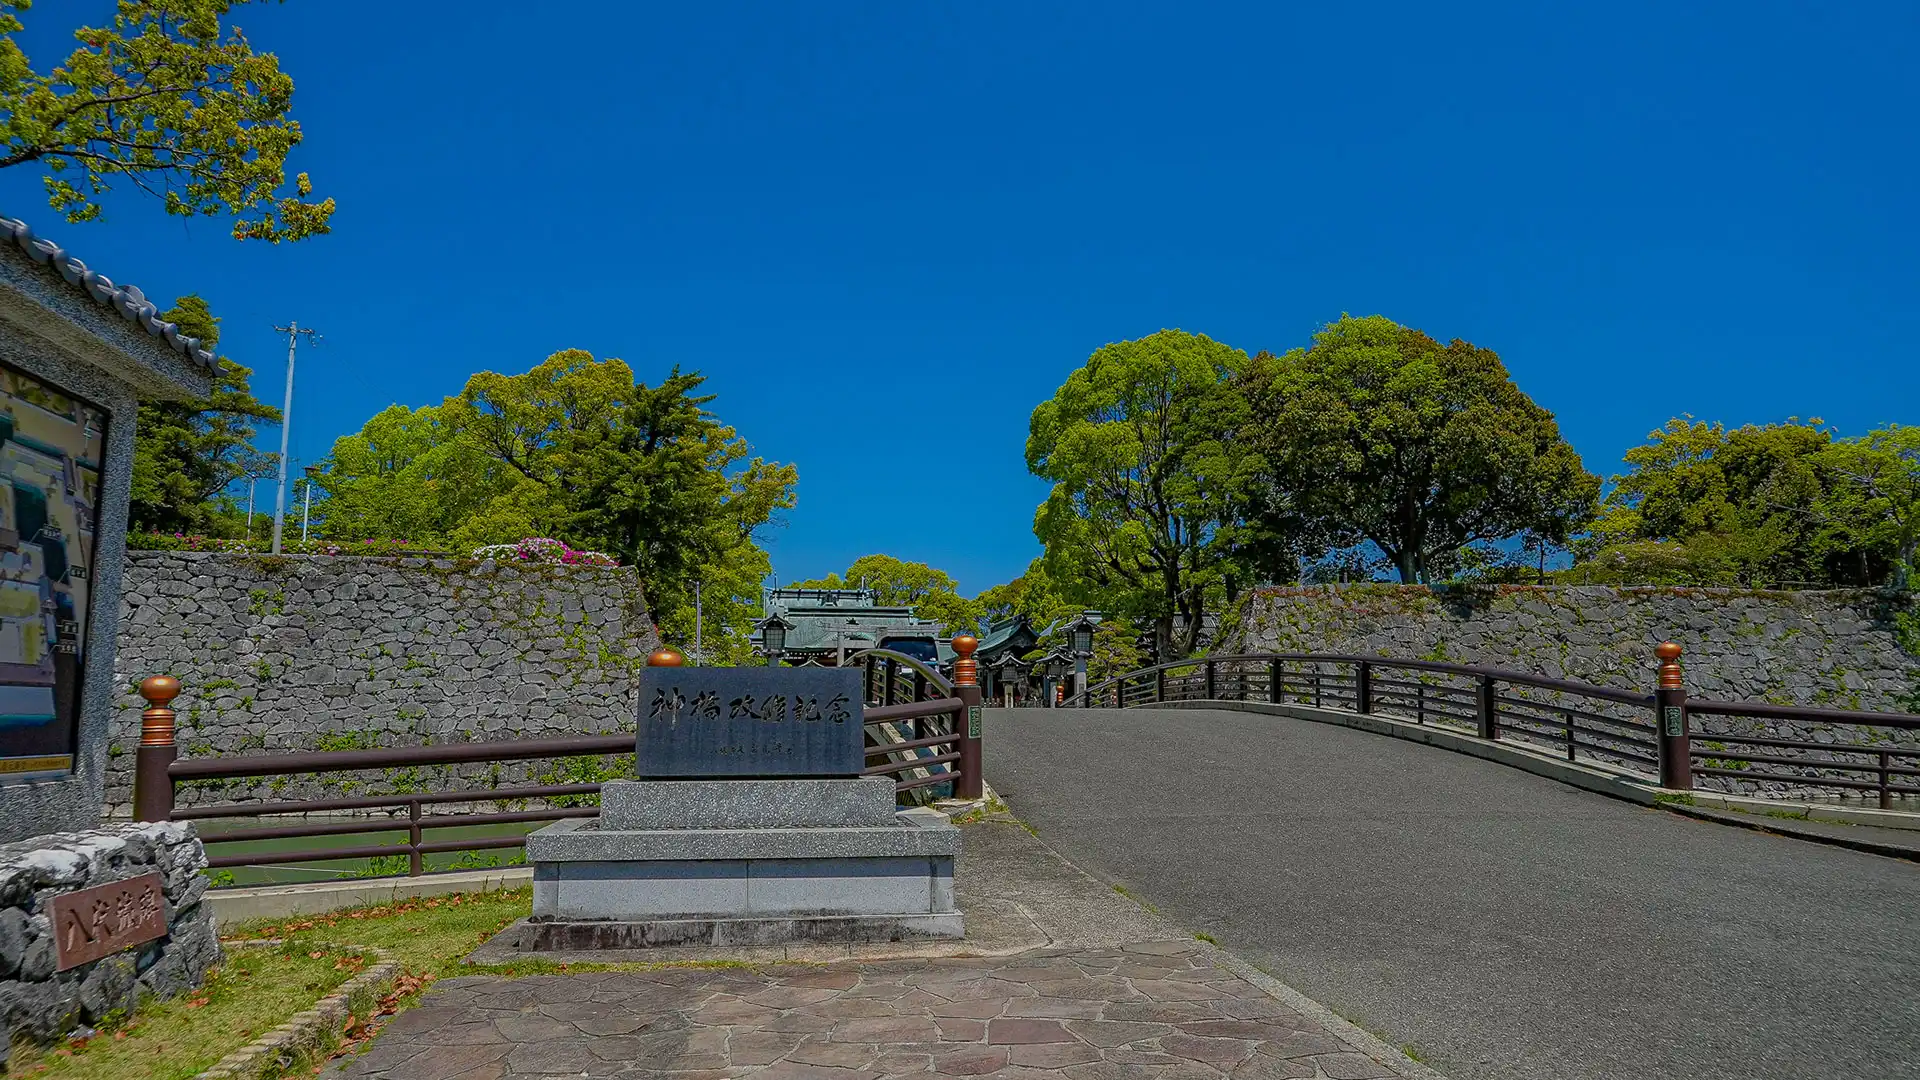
[1819,425,1920,590]
[1027,329,1256,659]
[975,557,1078,628]
[1576,417,1897,587]
[320,351,796,653]
[1085,618,1146,688]
[1242,315,1598,584]
[0,0,332,240]
[126,294,279,534]
[788,554,983,635]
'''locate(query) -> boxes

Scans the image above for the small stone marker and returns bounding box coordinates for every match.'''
[49,871,167,970]
[636,667,865,778]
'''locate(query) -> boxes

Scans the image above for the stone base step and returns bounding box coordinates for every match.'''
[486,912,964,952]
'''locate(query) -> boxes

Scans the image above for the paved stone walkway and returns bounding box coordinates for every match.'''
[331,941,1404,1079]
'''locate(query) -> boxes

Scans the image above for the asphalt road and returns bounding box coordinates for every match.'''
[983,707,1920,1080]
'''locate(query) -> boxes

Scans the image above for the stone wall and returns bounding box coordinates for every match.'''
[1222,585,1919,708]
[107,552,660,815]
[0,821,218,1060]
[1221,585,1920,797]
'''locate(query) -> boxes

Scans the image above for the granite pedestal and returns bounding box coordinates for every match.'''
[516,777,962,949]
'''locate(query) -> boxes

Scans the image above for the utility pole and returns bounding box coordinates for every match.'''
[269,321,320,555]
[245,477,255,534]
[694,580,703,665]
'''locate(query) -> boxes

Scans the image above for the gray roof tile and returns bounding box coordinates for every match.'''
[0,213,218,371]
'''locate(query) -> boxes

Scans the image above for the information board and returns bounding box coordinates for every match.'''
[0,361,105,781]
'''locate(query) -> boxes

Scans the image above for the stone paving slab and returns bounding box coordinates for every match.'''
[328,940,1413,1079]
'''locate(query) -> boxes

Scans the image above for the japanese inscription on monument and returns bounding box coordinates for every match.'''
[637,667,864,778]
[50,872,166,971]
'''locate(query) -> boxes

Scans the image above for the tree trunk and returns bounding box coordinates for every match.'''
[1395,548,1418,583]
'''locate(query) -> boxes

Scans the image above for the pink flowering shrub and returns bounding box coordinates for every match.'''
[469,537,619,568]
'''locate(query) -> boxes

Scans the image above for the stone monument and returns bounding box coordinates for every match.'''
[0,215,220,1058]
[516,655,962,949]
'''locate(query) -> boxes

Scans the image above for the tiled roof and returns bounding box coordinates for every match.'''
[0,214,218,371]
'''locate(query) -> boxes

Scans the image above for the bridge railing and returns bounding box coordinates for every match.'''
[130,639,986,880]
[1073,646,1920,805]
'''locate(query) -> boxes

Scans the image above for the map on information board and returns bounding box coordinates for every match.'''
[0,361,105,780]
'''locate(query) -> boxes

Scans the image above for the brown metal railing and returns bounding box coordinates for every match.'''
[1073,644,1920,803]
[131,638,986,879]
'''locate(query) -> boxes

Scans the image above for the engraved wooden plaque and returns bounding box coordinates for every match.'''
[50,872,166,971]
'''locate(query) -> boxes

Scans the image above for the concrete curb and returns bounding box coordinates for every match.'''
[1135,699,1920,862]
[194,941,398,1079]
[208,867,531,929]
[1204,948,1450,1080]
[1654,801,1920,862]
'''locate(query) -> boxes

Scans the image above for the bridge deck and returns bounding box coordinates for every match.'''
[984,706,1920,1080]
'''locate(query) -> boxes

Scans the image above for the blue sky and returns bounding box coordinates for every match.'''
[2,2,1915,594]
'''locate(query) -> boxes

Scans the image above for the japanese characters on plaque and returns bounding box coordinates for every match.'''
[636,667,865,778]
[50,872,166,971]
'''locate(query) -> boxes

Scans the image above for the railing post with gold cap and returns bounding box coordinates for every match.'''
[647,647,685,668]
[134,675,180,822]
[951,635,983,800]
[1654,641,1692,790]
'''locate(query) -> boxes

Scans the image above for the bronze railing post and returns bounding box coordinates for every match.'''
[951,636,983,800]
[1654,642,1692,790]
[134,675,180,822]
[1356,661,1373,715]
[408,797,424,877]
[1203,659,1216,700]
[1155,666,1166,702]
[647,647,685,667]
[1476,675,1497,740]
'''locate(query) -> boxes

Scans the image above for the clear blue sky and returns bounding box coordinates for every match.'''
[2,2,1914,594]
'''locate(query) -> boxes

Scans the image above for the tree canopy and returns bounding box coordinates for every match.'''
[1239,315,1598,585]
[1573,418,1917,589]
[1026,329,1256,657]
[127,294,279,534]
[0,0,332,241]
[318,351,796,657]
[788,554,982,635]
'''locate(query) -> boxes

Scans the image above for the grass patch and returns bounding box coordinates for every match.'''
[1403,1043,1430,1063]
[1194,931,1220,945]
[7,942,356,1080]
[1112,883,1160,915]
[1652,793,1697,807]
[227,886,547,980]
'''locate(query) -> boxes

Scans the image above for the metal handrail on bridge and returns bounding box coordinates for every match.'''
[129,639,987,879]
[1070,646,1920,806]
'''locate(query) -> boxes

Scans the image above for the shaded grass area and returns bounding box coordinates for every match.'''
[8,943,355,1080]
[226,886,544,981]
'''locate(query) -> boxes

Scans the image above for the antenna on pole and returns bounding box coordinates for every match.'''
[269,321,321,555]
